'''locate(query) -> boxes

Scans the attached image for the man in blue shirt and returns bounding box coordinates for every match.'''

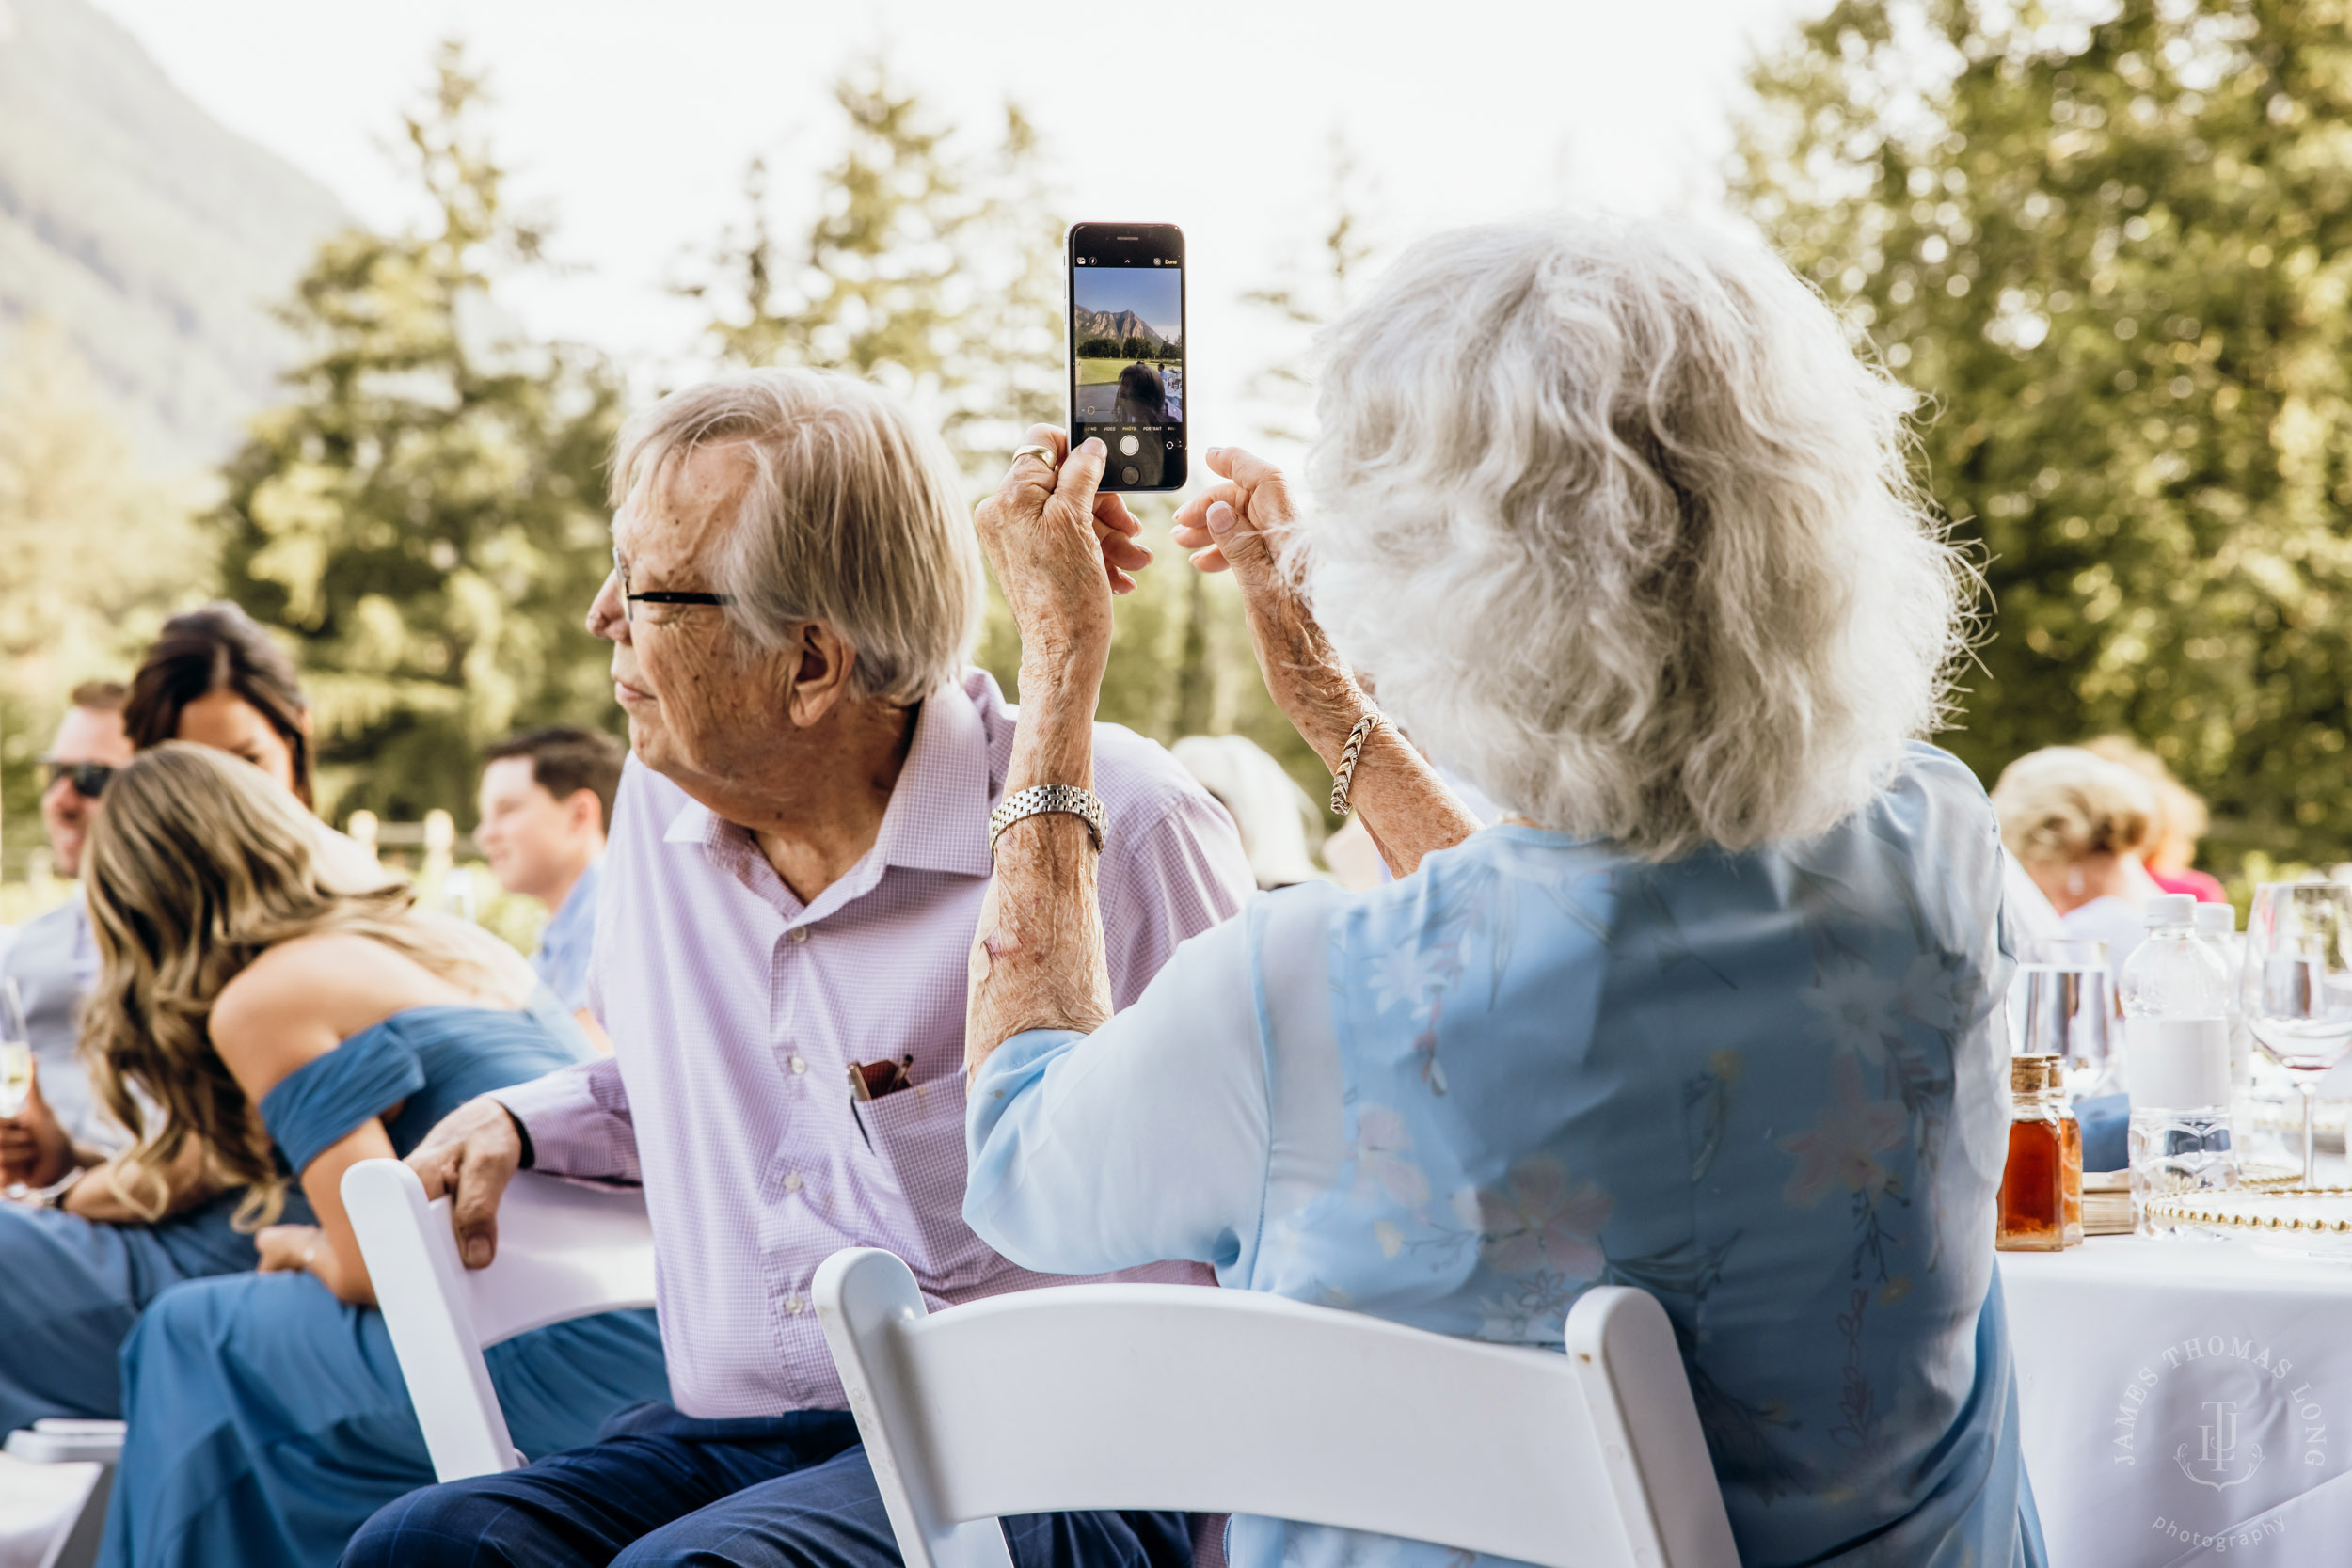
[474,728,623,1037]
[0,680,135,1180]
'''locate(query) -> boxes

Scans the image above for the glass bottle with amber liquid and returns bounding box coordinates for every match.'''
[1998,1054,2079,1251]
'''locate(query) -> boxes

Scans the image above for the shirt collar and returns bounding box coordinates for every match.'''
[867,674,993,880]
[658,673,994,905]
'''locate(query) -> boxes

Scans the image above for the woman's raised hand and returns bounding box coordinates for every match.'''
[1172,446,1364,760]
[976,427,1153,692]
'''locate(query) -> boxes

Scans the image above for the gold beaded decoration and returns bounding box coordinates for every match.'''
[2142,1187,2352,1234]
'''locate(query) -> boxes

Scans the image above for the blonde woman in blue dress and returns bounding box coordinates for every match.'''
[964,217,2044,1568]
[64,743,667,1568]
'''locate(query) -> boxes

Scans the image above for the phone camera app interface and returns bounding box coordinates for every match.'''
[1073,255,1182,486]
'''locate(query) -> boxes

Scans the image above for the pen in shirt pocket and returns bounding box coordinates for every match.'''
[847,1054,914,1149]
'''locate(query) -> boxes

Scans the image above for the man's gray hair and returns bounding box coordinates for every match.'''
[1299,216,1974,859]
[610,368,983,705]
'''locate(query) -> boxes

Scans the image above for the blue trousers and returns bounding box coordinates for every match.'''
[342,1402,1195,1568]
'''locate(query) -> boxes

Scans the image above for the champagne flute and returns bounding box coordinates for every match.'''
[0,978,33,1197]
[0,978,31,1121]
[2244,881,2352,1185]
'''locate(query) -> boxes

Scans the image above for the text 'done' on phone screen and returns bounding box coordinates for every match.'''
[1071,252,1183,487]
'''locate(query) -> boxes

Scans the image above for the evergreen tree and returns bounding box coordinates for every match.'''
[683,60,1305,788]
[1733,0,2352,865]
[676,58,1062,476]
[213,43,624,823]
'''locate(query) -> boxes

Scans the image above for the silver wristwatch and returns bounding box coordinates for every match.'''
[988,784,1107,858]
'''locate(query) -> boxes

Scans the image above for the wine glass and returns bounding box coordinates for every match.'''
[2244,880,2352,1185]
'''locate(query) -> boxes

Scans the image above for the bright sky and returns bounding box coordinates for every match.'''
[1073,265,1184,341]
[90,0,1810,461]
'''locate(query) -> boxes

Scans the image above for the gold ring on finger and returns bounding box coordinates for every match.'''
[1012,444,1058,474]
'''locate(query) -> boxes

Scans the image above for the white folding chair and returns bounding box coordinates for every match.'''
[814,1248,1738,1568]
[2,1419,124,1568]
[341,1157,656,1481]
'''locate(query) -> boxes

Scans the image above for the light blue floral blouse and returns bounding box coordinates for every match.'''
[967,744,2043,1568]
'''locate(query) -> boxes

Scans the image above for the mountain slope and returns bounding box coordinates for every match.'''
[1073,306,1179,353]
[0,0,346,470]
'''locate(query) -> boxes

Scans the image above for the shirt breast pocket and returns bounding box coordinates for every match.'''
[853,1072,999,1291]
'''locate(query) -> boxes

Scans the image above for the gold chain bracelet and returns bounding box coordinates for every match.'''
[1328,713,1383,816]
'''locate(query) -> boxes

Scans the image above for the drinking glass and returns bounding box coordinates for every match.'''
[0,978,32,1120]
[2244,880,2352,1185]
[2015,938,2115,1095]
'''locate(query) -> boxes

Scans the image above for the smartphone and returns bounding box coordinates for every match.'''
[1067,221,1185,491]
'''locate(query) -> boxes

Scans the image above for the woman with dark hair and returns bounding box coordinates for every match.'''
[124,601,315,806]
[1111,360,1170,423]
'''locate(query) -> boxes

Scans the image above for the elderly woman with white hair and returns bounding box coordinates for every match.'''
[965,216,2042,1568]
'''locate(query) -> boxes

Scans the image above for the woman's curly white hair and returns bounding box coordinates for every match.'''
[1298,215,1974,859]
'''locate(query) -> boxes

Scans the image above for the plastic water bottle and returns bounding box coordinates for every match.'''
[2192,901,2250,1089]
[2121,894,2237,1233]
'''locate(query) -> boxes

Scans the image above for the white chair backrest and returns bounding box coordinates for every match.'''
[814,1248,1738,1568]
[342,1157,656,1481]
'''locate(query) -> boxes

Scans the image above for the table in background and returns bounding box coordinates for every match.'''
[2007,1234,2352,1566]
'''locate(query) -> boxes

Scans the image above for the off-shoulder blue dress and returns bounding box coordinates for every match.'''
[96,1004,668,1568]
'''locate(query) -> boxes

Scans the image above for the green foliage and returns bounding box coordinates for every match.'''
[684,58,1320,799]
[211,43,625,826]
[676,57,1064,475]
[0,324,213,877]
[1733,0,2352,866]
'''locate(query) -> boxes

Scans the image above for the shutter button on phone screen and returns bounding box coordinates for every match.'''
[1119,434,1140,456]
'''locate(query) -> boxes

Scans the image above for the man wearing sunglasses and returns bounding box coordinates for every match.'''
[0,681,135,1187]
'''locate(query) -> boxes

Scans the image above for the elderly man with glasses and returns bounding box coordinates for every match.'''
[346,370,1252,1568]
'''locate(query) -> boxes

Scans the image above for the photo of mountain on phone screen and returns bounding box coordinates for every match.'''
[1068,222,1184,490]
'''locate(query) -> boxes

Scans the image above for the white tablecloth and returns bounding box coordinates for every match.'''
[2008,1235,2352,1566]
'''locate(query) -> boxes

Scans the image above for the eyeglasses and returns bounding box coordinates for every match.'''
[43,762,114,799]
[613,550,735,624]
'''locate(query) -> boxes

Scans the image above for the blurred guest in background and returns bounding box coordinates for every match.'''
[2085,734,2228,902]
[79,744,662,1568]
[345,368,1249,1568]
[126,602,316,804]
[475,727,624,1018]
[0,681,135,1181]
[1992,745,2162,978]
[967,217,2041,1568]
[0,680,281,1449]
[1172,734,1325,890]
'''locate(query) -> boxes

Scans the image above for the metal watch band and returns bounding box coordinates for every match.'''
[989,784,1107,858]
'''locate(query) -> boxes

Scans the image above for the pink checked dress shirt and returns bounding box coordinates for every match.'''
[493,668,1255,1417]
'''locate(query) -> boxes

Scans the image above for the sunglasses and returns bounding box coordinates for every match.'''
[44,762,114,800]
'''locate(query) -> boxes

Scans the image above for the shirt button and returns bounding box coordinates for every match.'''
[786,1292,807,1316]
[790,927,810,944]
[789,1055,807,1074]
[784,1171,803,1193]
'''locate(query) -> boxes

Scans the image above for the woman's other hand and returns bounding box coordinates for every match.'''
[1171,446,1364,762]
[975,427,1151,693]
[256,1223,325,1275]
[0,1064,76,1191]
